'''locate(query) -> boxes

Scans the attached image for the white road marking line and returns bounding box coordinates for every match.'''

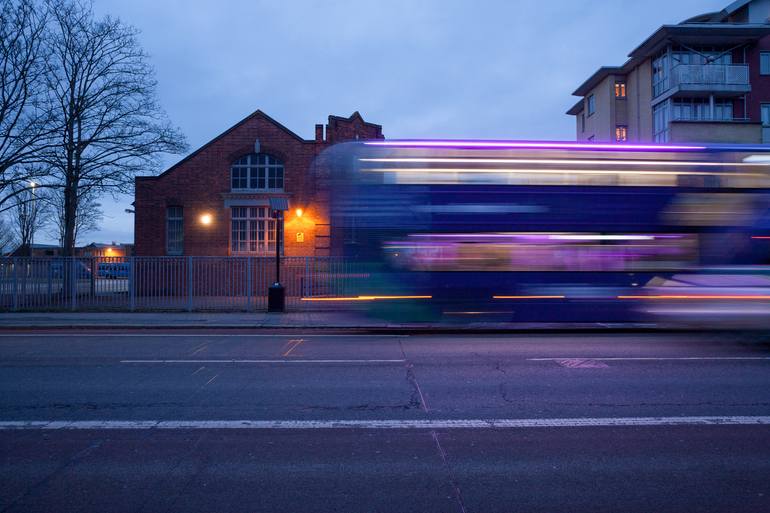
[189,344,208,356]
[0,334,407,338]
[1,416,769,430]
[555,358,609,368]
[203,373,219,387]
[529,357,770,361]
[120,359,406,364]
[282,339,305,357]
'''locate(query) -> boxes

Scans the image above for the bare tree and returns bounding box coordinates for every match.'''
[0,0,52,214]
[7,179,46,255]
[46,186,102,247]
[43,0,187,255]
[0,215,16,254]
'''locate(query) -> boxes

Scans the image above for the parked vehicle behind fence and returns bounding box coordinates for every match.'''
[98,262,130,279]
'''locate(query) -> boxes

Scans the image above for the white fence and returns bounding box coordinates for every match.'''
[0,257,370,311]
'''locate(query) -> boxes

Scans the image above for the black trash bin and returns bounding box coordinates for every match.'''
[268,282,285,312]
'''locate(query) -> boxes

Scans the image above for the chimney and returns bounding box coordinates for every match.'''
[315,124,324,142]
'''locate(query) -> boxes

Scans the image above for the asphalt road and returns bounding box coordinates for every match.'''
[1,330,770,512]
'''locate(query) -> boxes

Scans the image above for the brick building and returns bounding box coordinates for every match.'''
[134,110,383,257]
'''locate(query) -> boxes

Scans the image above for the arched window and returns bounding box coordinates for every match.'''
[231,153,284,191]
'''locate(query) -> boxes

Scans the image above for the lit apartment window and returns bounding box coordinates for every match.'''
[761,52,770,75]
[587,94,596,116]
[615,82,626,98]
[615,125,628,142]
[166,206,183,255]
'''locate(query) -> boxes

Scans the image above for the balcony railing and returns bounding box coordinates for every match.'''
[655,64,750,98]
[671,116,751,123]
[670,64,749,90]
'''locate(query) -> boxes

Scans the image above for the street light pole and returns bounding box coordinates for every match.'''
[29,182,36,256]
[275,210,282,284]
[267,206,286,312]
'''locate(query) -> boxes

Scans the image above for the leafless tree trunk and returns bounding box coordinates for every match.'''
[43,0,187,256]
[0,216,16,254]
[0,0,52,214]
[45,185,102,247]
[8,179,46,255]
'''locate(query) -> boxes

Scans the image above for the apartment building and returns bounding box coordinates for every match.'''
[567,0,770,144]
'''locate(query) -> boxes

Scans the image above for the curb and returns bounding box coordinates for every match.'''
[0,323,739,334]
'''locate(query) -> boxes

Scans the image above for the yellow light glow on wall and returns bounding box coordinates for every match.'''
[200,213,213,225]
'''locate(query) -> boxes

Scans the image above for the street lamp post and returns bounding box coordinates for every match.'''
[29,182,36,256]
[267,198,288,312]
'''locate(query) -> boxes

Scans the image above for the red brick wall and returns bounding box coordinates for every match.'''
[746,35,770,123]
[135,111,383,257]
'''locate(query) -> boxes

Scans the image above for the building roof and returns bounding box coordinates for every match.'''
[628,23,770,59]
[569,18,770,103]
[566,98,585,116]
[571,66,625,97]
[138,110,381,181]
[328,111,383,131]
[82,242,131,248]
[139,109,309,181]
[724,0,753,17]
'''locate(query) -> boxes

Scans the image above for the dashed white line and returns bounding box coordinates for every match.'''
[0,334,407,338]
[1,416,769,430]
[120,359,406,364]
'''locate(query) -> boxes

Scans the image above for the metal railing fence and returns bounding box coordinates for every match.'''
[0,256,369,311]
[654,64,750,97]
[670,64,750,89]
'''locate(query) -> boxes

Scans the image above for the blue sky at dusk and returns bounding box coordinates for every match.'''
[70,0,728,245]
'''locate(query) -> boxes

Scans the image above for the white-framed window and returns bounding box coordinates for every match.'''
[615,82,626,98]
[672,98,732,121]
[587,94,596,116]
[231,154,284,191]
[166,206,183,255]
[653,100,670,143]
[761,52,770,75]
[615,125,628,142]
[761,103,770,126]
[230,206,279,254]
[652,51,669,98]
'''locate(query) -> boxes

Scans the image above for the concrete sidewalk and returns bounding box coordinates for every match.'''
[0,311,668,331]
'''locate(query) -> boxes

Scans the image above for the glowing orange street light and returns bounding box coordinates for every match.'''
[200,213,213,226]
[295,208,303,218]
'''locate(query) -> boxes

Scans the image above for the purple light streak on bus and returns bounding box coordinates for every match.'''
[363,140,707,152]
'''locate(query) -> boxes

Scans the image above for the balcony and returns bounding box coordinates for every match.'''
[654,64,750,101]
[668,118,762,144]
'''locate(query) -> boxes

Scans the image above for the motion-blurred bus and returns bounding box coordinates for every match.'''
[317,139,770,324]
